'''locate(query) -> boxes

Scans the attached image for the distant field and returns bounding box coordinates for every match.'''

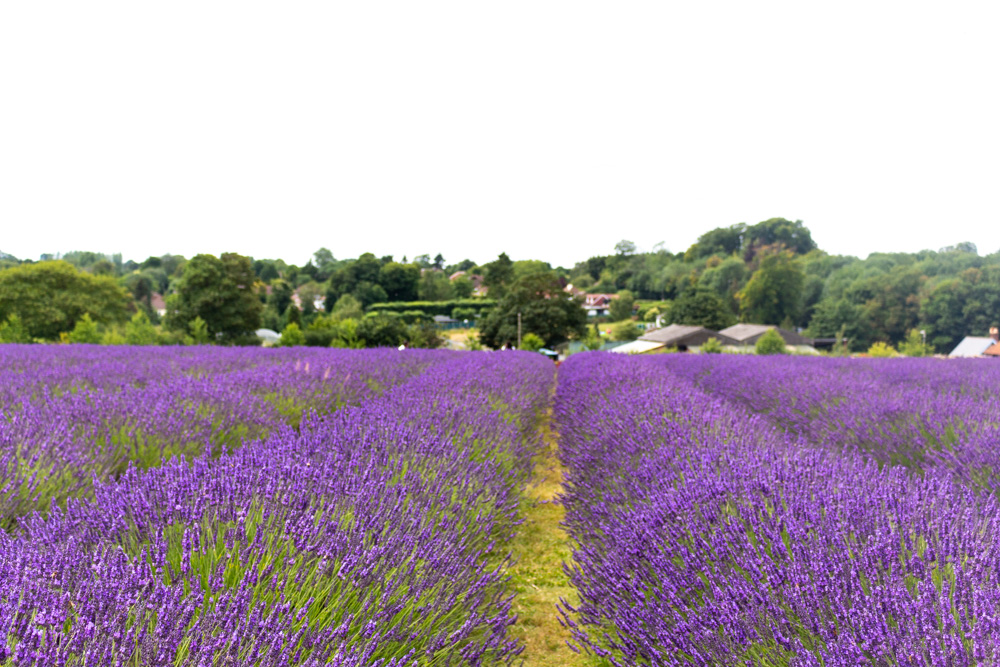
[2,347,998,665]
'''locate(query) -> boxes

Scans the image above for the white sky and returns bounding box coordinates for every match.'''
[2,2,998,268]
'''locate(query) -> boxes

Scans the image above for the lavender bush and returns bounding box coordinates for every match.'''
[0,347,553,665]
[556,353,1000,666]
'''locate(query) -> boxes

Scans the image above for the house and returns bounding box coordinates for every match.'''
[611,324,739,354]
[950,328,999,358]
[719,323,815,352]
[581,293,617,317]
[562,285,618,316]
[150,293,167,318]
[719,323,817,354]
[291,289,326,312]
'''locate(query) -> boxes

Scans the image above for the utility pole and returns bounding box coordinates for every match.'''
[517,312,522,349]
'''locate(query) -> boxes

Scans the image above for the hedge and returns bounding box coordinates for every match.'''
[367,299,495,317]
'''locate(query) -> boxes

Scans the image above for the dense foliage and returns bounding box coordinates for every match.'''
[2,218,998,350]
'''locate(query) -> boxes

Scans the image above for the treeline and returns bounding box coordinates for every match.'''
[1,218,997,351]
[566,220,997,351]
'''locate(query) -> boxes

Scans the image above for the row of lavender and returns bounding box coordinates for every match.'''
[0,347,554,665]
[0,345,444,530]
[556,354,1000,665]
[667,355,1000,490]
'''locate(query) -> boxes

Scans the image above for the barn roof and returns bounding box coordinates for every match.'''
[639,324,738,347]
[949,336,995,358]
[719,324,812,346]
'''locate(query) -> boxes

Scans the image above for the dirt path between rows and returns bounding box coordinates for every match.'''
[507,400,590,666]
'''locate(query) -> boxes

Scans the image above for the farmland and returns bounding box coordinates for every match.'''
[2,347,1000,665]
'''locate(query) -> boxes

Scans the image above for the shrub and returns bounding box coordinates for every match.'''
[610,321,640,342]
[189,316,211,345]
[0,314,30,344]
[898,329,933,357]
[867,341,899,358]
[452,307,477,322]
[755,328,788,355]
[700,337,723,354]
[67,314,101,344]
[583,327,603,351]
[280,322,306,347]
[520,333,545,352]
[125,311,158,346]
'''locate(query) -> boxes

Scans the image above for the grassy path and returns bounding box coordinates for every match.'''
[507,402,590,666]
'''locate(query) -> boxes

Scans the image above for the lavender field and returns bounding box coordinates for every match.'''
[2,346,999,665]
[557,354,1000,666]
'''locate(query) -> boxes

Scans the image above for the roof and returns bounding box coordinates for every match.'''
[719,323,812,346]
[985,342,1000,357]
[949,336,996,358]
[639,324,739,347]
[609,340,666,355]
[150,293,166,311]
[255,329,281,342]
[432,315,457,323]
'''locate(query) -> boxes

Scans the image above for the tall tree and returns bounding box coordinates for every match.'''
[482,252,515,299]
[609,290,635,321]
[739,250,804,325]
[668,289,736,330]
[0,261,130,339]
[378,262,420,301]
[478,271,586,348]
[165,253,262,343]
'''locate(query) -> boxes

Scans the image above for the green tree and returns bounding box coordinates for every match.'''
[867,341,898,358]
[313,248,337,275]
[668,289,736,330]
[352,281,388,308]
[0,314,31,343]
[417,271,453,301]
[477,272,586,349]
[583,327,603,351]
[520,332,545,351]
[357,313,410,347]
[755,328,788,355]
[0,261,130,340]
[406,321,444,349]
[280,322,306,347]
[267,279,294,315]
[328,318,364,349]
[482,253,515,300]
[898,329,934,357]
[101,328,127,345]
[378,262,420,301]
[284,304,302,329]
[189,316,211,344]
[698,256,747,313]
[609,290,635,321]
[165,253,262,344]
[610,321,640,342]
[615,240,637,256]
[67,313,101,344]
[744,218,816,258]
[125,311,158,345]
[331,294,364,320]
[739,250,804,324]
[686,224,745,261]
[700,337,723,354]
[451,276,474,299]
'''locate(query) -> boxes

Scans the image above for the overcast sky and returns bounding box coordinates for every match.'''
[2,2,998,268]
